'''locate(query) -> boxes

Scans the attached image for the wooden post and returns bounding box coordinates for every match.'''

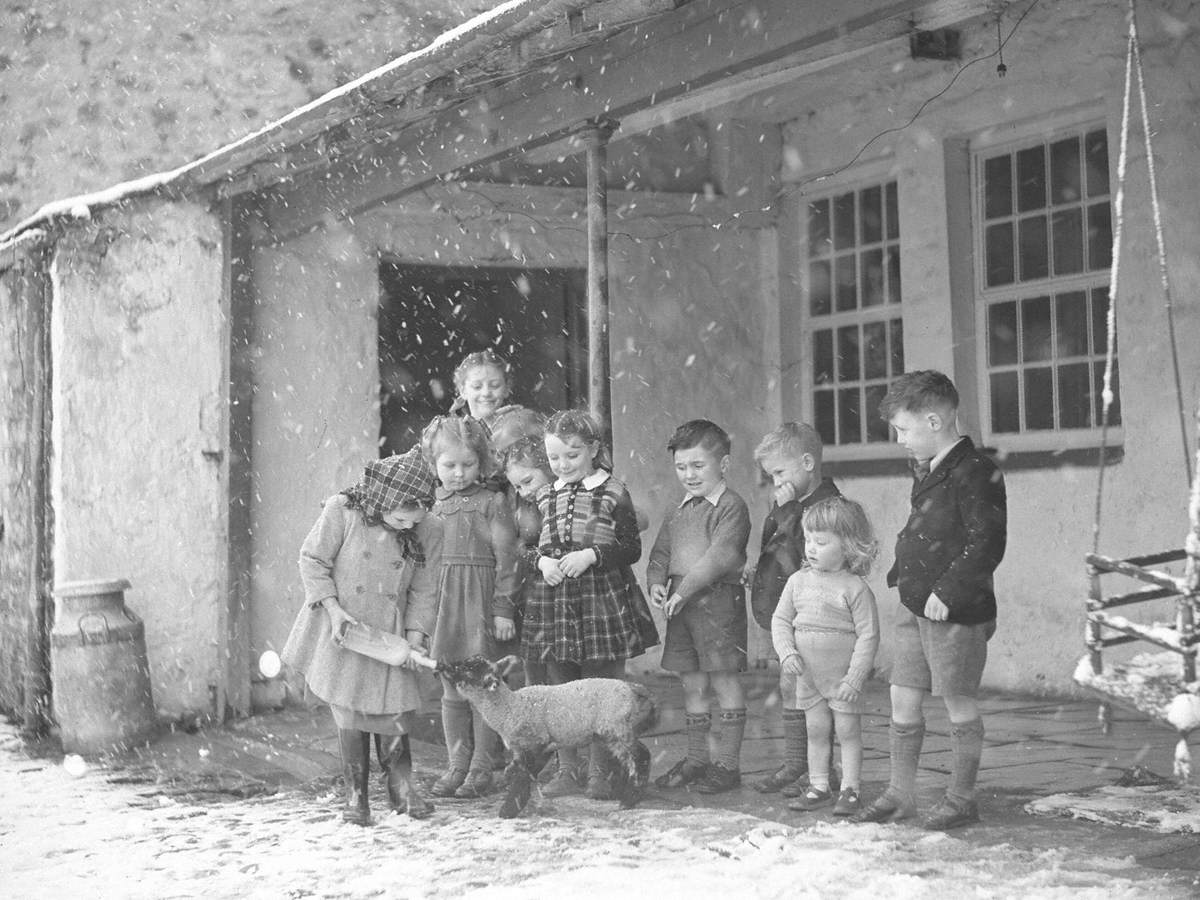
[580,119,618,439]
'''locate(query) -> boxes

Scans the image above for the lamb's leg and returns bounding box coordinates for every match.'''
[608,740,648,809]
[499,746,550,819]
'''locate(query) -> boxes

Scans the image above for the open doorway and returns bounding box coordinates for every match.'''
[378,262,589,455]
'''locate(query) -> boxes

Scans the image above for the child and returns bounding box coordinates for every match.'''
[503,433,555,687]
[421,415,521,799]
[521,409,659,798]
[749,422,842,796]
[771,496,879,816]
[855,370,1006,830]
[281,448,442,825]
[450,349,523,430]
[648,419,752,794]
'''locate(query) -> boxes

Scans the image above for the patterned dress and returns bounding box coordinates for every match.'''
[429,483,520,662]
[521,471,659,663]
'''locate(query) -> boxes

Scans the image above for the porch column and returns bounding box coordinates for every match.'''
[580,119,618,437]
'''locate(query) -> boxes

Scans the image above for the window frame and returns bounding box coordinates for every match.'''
[792,161,907,463]
[971,112,1122,453]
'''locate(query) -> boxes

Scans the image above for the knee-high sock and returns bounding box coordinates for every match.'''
[887,720,925,799]
[469,708,501,773]
[685,712,711,765]
[782,709,809,773]
[948,718,984,802]
[441,698,473,770]
[715,708,747,770]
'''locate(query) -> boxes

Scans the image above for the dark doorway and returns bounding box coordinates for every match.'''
[378,263,588,455]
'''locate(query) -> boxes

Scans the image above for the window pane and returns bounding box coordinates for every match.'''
[986,223,1015,287]
[988,301,1018,366]
[1085,129,1110,197]
[838,388,861,444]
[809,260,831,316]
[1018,215,1049,281]
[1095,360,1121,426]
[1059,362,1092,428]
[886,181,899,239]
[861,185,883,244]
[990,371,1020,433]
[808,199,830,256]
[889,318,904,374]
[1051,208,1084,275]
[984,155,1013,219]
[837,325,860,382]
[865,384,890,442]
[814,390,836,445]
[835,255,857,312]
[1091,287,1113,356]
[1017,145,1047,212]
[1050,136,1081,204]
[813,329,834,384]
[885,248,901,304]
[833,192,856,250]
[1088,203,1112,270]
[862,248,885,307]
[1056,291,1088,357]
[1024,367,1054,429]
[1021,295,1052,362]
[863,321,888,379]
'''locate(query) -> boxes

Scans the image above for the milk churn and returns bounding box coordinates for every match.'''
[50,578,157,754]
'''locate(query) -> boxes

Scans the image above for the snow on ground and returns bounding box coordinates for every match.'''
[0,723,1184,900]
[1028,783,1200,835]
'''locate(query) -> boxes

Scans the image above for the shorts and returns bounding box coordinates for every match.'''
[660,582,747,674]
[889,608,996,697]
[782,631,864,715]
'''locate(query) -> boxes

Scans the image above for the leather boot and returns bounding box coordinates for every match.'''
[338,728,372,826]
[379,733,434,820]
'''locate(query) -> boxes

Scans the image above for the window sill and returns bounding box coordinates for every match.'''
[823,443,1123,479]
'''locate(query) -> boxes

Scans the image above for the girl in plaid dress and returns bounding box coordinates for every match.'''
[281,448,441,825]
[421,415,521,800]
[521,410,659,798]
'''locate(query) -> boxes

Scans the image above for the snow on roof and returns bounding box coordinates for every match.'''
[0,0,611,252]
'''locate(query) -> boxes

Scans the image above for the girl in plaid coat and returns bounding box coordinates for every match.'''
[520,410,659,798]
[281,448,442,825]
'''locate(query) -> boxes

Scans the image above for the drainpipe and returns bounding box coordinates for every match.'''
[580,119,618,440]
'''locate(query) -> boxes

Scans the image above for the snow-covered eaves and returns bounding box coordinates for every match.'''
[0,0,665,254]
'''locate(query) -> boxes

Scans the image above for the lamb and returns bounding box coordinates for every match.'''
[436,655,657,818]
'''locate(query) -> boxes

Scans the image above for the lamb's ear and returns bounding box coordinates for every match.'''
[495,655,522,680]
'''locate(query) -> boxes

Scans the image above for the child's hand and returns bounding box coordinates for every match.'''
[780,653,805,676]
[924,592,950,622]
[663,593,688,618]
[558,549,596,578]
[742,562,756,586]
[494,616,516,642]
[649,584,668,608]
[403,630,428,670]
[325,601,357,643]
[833,681,860,704]
[539,555,565,586]
[772,482,797,507]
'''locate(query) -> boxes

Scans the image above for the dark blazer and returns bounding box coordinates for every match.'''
[750,477,841,630]
[886,437,1006,625]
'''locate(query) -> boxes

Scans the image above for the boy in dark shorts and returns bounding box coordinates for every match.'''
[749,422,841,796]
[647,420,752,793]
[856,370,1006,830]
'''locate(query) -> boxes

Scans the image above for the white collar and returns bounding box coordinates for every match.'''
[553,470,610,491]
[679,482,727,508]
[927,437,967,475]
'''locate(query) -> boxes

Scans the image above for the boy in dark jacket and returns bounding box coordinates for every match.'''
[856,370,1006,831]
[749,422,841,796]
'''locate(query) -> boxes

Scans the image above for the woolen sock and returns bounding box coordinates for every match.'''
[469,709,501,773]
[782,709,809,773]
[441,698,473,771]
[685,712,711,765]
[716,708,747,771]
[948,718,985,802]
[887,719,925,799]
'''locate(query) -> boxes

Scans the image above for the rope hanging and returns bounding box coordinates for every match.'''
[1092,0,1191,554]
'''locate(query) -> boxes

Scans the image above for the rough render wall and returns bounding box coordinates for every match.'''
[775,0,1200,694]
[249,193,768,681]
[51,200,227,717]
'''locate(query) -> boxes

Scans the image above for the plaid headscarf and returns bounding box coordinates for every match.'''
[342,447,437,562]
